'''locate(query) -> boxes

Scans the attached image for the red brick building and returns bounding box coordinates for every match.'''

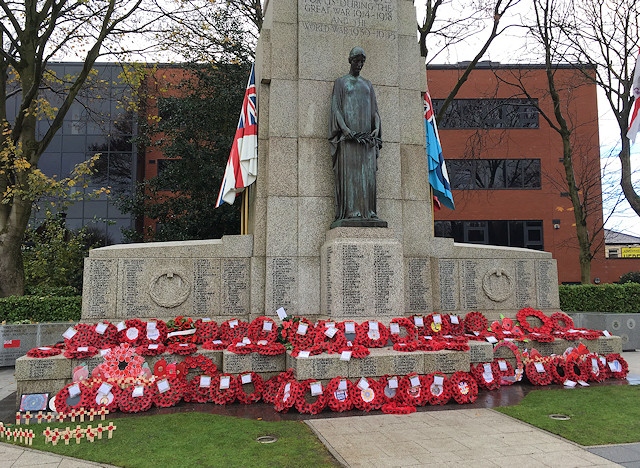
[428,62,640,284]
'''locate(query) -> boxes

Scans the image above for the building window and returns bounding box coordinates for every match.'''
[435,220,544,250]
[432,98,539,129]
[447,159,540,189]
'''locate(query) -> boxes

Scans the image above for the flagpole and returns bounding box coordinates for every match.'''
[241,191,247,235]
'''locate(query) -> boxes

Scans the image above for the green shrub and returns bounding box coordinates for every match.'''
[0,296,81,323]
[23,285,79,297]
[559,283,640,313]
[619,271,640,284]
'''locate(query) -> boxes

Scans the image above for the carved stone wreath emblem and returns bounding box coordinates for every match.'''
[482,268,513,303]
[149,270,190,308]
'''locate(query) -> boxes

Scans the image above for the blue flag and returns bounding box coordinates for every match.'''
[424,91,454,210]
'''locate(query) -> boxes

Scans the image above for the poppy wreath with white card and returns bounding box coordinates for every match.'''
[377,375,401,404]
[286,318,317,349]
[424,372,452,405]
[563,356,589,383]
[117,319,147,347]
[118,382,156,413]
[579,353,607,382]
[463,311,488,335]
[135,343,166,356]
[524,358,554,386]
[153,376,185,408]
[235,372,264,404]
[295,379,328,415]
[397,373,429,407]
[183,353,218,377]
[262,370,295,405]
[254,341,286,356]
[63,323,94,348]
[492,340,524,385]
[210,373,238,405]
[54,381,92,416]
[355,321,389,348]
[471,362,501,391]
[90,321,119,348]
[219,319,249,343]
[63,345,98,360]
[226,338,255,355]
[313,320,347,354]
[194,319,219,344]
[388,317,417,345]
[247,316,278,343]
[274,379,302,413]
[423,313,451,337]
[604,353,629,379]
[351,377,383,412]
[84,379,120,412]
[184,375,214,403]
[201,339,227,351]
[325,377,355,412]
[450,371,478,404]
[139,319,168,347]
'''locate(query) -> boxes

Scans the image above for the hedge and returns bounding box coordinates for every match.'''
[559,283,640,313]
[0,296,81,323]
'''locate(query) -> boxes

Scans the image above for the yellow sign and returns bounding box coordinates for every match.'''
[621,247,640,258]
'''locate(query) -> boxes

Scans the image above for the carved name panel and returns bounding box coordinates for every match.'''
[438,260,458,311]
[82,259,118,319]
[406,258,430,314]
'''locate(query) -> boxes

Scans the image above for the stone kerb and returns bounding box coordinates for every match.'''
[82,236,254,323]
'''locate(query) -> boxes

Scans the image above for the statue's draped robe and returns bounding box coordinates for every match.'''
[329,74,382,222]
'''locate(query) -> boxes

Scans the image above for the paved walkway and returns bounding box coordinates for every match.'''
[0,352,639,467]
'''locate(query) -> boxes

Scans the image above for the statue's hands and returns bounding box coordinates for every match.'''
[370,129,379,137]
[342,128,355,139]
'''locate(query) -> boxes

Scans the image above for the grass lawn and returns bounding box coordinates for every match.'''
[496,384,640,446]
[12,412,341,468]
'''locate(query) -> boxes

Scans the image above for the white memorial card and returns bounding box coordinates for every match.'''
[414,317,424,327]
[276,307,288,320]
[390,323,400,335]
[229,319,238,329]
[534,362,545,373]
[132,386,145,397]
[564,380,577,388]
[369,321,379,331]
[325,327,338,338]
[344,322,356,334]
[357,378,369,390]
[310,382,323,396]
[485,336,498,344]
[340,350,352,361]
[409,375,421,387]
[241,374,252,384]
[338,380,348,391]
[63,327,77,340]
[297,323,308,335]
[298,351,310,358]
[95,323,108,335]
[434,375,444,386]
[157,379,170,393]
[388,377,398,389]
[450,315,459,325]
[200,376,211,388]
[263,321,273,332]
[116,321,126,332]
[220,376,230,389]
[433,314,442,324]
[68,383,81,398]
[498,360,508,371]
[98,383,113,395]
[77,347,89,352]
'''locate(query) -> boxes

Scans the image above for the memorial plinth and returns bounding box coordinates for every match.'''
[321,227,404,320]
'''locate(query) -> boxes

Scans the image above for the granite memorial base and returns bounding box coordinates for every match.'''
[0,323,74,367]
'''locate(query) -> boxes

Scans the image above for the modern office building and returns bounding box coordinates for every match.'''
[428,62,640,283]
[6,62,138,244]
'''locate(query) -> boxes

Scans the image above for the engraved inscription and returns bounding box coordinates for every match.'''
[373,246,393,315]
[439,260,456,310]
[85,260,113,318]
[342,245,364,316]
[252,354,285,373]
[392,355,419,375]
[515,260,533,308]
[408,258,428,312]
[326,246,333,315]
[193,259,218,316]
[358,358,379,376]
[462,261,478,309]
[271,258,295,309]
[537,260,553,308]
[27,360,55,379]
[121,259,150,316]
[300,0,397,38]
[222,259,248,316]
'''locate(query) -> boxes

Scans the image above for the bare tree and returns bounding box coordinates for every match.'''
[0,0,157,297]
[560,0,640,217]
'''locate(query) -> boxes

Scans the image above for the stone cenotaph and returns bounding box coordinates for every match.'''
[81,0,560,329]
